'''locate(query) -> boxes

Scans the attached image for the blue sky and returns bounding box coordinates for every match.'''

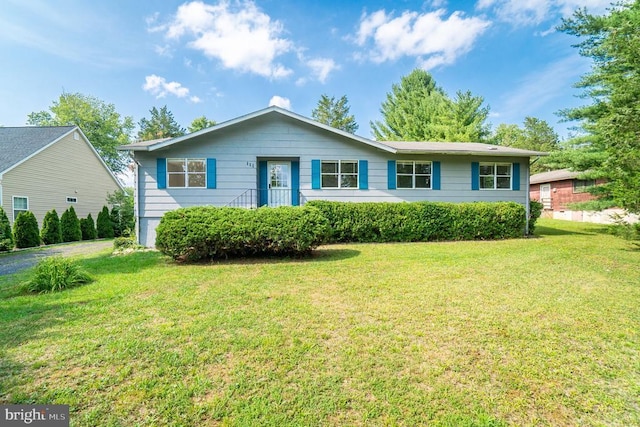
[0,0,613,140]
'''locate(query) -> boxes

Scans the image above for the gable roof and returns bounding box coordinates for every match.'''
[0,126,123,189]
[0,126,76,173]
[118,106,546,157]
[530,169,582,184]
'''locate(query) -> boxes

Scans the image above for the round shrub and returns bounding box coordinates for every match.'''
[23,256,93,293]
[97,206,114,239]
[13,211,40,249]
[80,214,97,240]
[155,205,330,262]
[61,206,82,242]
[41,209,62,245]
[0,206,13,251]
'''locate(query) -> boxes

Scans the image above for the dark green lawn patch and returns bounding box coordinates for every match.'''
[0,219,638,426]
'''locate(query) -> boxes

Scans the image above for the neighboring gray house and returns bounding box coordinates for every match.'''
[120,107,545,247]
[0,126,123,226]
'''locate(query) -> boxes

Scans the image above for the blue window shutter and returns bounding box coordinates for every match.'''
[387,160,396,190]
[259,161,268,207]
[311,159,321,189]
[512,162,520,191]
[206,158,216,189]
[157,158,166,189]
[292,161,300,205]
[359,160,368,190]
[471,162,479,191]
[432,161,441,190]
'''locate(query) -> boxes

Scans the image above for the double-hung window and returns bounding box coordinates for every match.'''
[167,158,206,188]
[573,179,595,193]
[321,160,358,188]
[13,196,28,221]
[480,163,511,189]
[397,161,432,189]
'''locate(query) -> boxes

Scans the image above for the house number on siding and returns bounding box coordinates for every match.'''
[246,162,256,168]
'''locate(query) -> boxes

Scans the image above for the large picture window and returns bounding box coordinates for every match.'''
[321,160,358,188]
[13,196,28,221]
[167,159,206,188]
[397,161,432,189]
[480,163,511,190]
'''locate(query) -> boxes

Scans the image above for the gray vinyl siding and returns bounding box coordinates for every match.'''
[1,131,122,226]
[135,115,530,247]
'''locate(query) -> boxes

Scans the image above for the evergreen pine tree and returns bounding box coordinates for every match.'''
[0,206,14,251]
[97,206,114,238]
[80,214,97,240]
[61,206,82,242]
[41,209,62,245]
[13,211,40,248]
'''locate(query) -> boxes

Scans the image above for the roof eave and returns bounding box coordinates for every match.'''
[393,149,548,157]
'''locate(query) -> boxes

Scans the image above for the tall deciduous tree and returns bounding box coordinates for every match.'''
[188,116,217,133]
[27,93,134,172]
[371,69,490,142]
[311,95,359,134]
[493,117,560,173]
[558,2,640,213]
[137,106,186,140]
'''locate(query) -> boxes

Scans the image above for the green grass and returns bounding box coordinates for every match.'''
[0,219,638,426]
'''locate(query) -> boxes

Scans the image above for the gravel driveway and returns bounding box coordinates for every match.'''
[0,240,113,276]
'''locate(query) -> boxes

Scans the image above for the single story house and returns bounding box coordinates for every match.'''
[0,126,123,226]
[530,169,603,211]
[119,107,546,247]
[530,169,637,223]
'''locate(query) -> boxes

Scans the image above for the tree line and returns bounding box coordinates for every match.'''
[24,2,639,213]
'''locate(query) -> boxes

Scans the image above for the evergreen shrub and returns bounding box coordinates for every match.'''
[13,211,40,248]
[41,209,62,245]
[97,206,114,239]
[156,206,330,262]
[307,200,527,243]
[0,206,13,251]
[61,206,82,242]
[80,214,97,240]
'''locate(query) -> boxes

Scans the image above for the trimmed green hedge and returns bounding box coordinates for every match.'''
[155,206,330,262]
[307,200,528,243]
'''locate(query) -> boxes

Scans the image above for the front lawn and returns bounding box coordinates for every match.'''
[0,219,638,426]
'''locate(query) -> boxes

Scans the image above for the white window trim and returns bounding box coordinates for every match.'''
[396,160,433,190]
[167,158,206,189]
[12,195,29,222]
[479,162,512,190]
[321,160,359,189]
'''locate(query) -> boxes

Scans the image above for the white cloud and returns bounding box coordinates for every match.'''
[159,0,293,79]
[142,74,198,101]
[476,0,613,26]
[154,44,172,57]
[354,9,490,69]
[269,96,291,110]
[307,58,340,84]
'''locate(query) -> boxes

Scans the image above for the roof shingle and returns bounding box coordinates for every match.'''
[0,126,75,173]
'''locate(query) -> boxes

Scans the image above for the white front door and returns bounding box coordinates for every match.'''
[268,161,291,207]
[540,184,551,209]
